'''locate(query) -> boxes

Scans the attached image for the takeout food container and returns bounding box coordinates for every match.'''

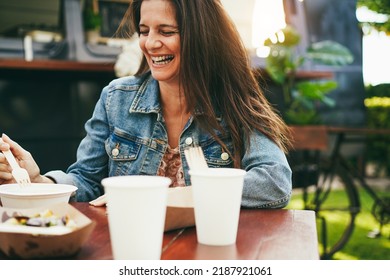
[165,186,195,232]
[0,202,95,259]
[0,183,77,208]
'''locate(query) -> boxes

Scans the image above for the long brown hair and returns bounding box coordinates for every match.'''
[121,0,291,167]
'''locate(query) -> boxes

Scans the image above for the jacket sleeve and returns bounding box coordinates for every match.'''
[45,86,111,202]
[240,130,292,208]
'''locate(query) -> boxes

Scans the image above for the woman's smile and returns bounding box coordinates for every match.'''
[151,55,175,65]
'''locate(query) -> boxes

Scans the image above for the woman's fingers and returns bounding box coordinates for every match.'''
[89,194,108,207]
[0,147,15,184]
[1,133,30,160]
[1,133,41,182]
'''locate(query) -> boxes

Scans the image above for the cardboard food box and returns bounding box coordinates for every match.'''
[0,202,95,259]
[165,186,195,232]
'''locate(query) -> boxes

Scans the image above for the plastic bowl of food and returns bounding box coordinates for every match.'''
[0,183,77,209]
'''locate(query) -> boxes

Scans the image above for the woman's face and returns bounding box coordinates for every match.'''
[139,0,180,84]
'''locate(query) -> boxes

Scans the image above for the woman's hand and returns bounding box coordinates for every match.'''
[89,194,107,206]
[0,133,50,184]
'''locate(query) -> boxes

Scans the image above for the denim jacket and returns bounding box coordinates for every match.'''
[46,72,292,208]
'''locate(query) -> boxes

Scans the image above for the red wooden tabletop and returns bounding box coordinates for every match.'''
[0,202,319,260]
[68,203,319,260]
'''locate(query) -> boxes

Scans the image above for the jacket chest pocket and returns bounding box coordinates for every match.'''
[105,131,143,175]
[202,139,233,167]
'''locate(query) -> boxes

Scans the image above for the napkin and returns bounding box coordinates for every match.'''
[165,186,195,232]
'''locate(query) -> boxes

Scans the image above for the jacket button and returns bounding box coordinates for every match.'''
[221,152,229,160]
[185,137,193,145]
[112,148,119,157]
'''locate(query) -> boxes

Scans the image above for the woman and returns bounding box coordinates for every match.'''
[0,0,292,209]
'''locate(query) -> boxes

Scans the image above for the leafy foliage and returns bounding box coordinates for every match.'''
[306,41,354,66]
[83,0,102,31]
[264,25,354,125]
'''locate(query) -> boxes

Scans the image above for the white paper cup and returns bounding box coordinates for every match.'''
[189,168,246,246]
[101,175,171,260]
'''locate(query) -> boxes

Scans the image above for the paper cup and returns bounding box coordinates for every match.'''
[101,175,171,260]
[189,168,246,246]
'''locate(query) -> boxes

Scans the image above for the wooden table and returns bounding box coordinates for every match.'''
[46,203,319,260]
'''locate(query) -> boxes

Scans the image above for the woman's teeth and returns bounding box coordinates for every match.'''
[152,55,174,65]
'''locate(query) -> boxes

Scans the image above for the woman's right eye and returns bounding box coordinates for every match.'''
[160,31,178,36]
[139,30,149,36]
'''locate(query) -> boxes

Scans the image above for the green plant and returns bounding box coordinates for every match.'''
[264,25,354,125]
[83,0,102,31]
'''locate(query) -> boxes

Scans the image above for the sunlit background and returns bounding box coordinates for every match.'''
[356,6,390,86]
[221,0,390,86]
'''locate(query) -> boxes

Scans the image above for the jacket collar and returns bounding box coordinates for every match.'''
[129,72,221,120]
[130,73,161,114]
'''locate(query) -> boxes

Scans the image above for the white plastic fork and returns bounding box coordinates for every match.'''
[184,145,208,171]
[0,138,31,187]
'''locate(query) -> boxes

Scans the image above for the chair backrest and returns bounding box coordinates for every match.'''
[289,125,329,151]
